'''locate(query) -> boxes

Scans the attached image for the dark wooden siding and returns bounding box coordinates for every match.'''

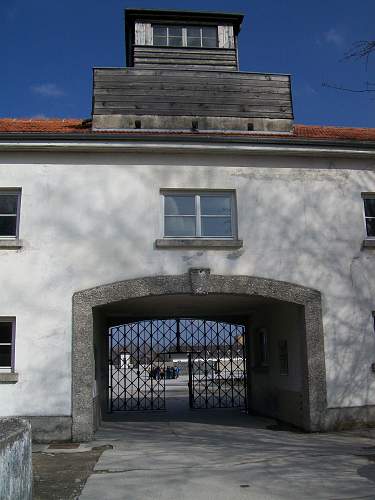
[133,46,238,71]
[93,68,293,119]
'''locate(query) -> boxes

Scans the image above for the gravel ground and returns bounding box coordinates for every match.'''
[33,445,111,500]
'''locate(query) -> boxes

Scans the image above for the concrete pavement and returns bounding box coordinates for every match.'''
[79,397,375,500]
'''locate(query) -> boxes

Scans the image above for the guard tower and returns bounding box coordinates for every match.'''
[92,9,293,133]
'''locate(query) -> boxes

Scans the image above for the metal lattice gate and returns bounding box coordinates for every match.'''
[181,320,247,409]
[108,318,247,412]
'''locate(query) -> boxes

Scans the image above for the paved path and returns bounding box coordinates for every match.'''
[80,396,375,500]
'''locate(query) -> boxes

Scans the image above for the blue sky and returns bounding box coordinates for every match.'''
[1,0,374,127]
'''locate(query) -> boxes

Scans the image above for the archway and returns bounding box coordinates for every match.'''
[72,268,326,441]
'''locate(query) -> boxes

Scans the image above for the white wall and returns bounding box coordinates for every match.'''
[1,149,375,416]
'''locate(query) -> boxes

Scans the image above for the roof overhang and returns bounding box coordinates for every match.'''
[1,134,375,159]
[124,8,244,30]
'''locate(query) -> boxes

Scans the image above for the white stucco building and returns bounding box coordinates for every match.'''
[1,9,375,442]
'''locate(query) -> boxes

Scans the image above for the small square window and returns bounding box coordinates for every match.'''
[0,190,21,238]
[0,319,15,371]
[162,191,236,239]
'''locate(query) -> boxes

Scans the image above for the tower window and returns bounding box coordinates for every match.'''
[186,26,218,48]
[152,25,218,48]
[153,25,183,47]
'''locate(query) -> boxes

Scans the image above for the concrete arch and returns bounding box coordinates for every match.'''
[72,268,326,441]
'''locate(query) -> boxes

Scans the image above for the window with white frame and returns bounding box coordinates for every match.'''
[162,191,236,238]
[186,26,218,47]
[153,25,218,48]
[0,319,15,371]
[363,194,375,238]
[0,190,21,238]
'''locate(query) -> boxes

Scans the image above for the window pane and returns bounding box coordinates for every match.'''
[153,25,168,37]
[0,322,12,343]
[202,37,217,48]
[187,26,201,47]
[187,26,201,37]
[366,218,375,237]
[202,27,217,38]
[0,216,17,236]
[0,345,11,367]
[364,198,375,217]
[200,196,231,216]
[153,25,168,46]
[202,27,217,47]
[187,37,201,47]
[201,216,232,237]
[168,26,183,46]
[165,216,196,237]
[165,196,195,215]
[168,26,182,37]
[153,35,168,46]
[168,36,183,47]
[0,194,18,214]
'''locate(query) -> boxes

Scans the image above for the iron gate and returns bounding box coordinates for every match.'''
[108,318,247,412]
[183,320,247,410]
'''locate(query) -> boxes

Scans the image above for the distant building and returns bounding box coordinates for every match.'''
[1,9,375,442]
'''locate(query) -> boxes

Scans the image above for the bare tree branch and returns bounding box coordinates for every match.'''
[322,82,375,93]
[342,41,375,69]
[324,40,375,94]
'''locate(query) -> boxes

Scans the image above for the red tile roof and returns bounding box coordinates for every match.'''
[0,119,374,142]
[294,125,375,141]
[0,119,88,133]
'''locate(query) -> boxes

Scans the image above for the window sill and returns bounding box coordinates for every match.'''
[155,238,243,249]
[0,372,19,383]
[0,239,23,249]
[362,239,375,249]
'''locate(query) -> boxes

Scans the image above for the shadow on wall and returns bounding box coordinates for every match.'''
[4,150,375,416]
